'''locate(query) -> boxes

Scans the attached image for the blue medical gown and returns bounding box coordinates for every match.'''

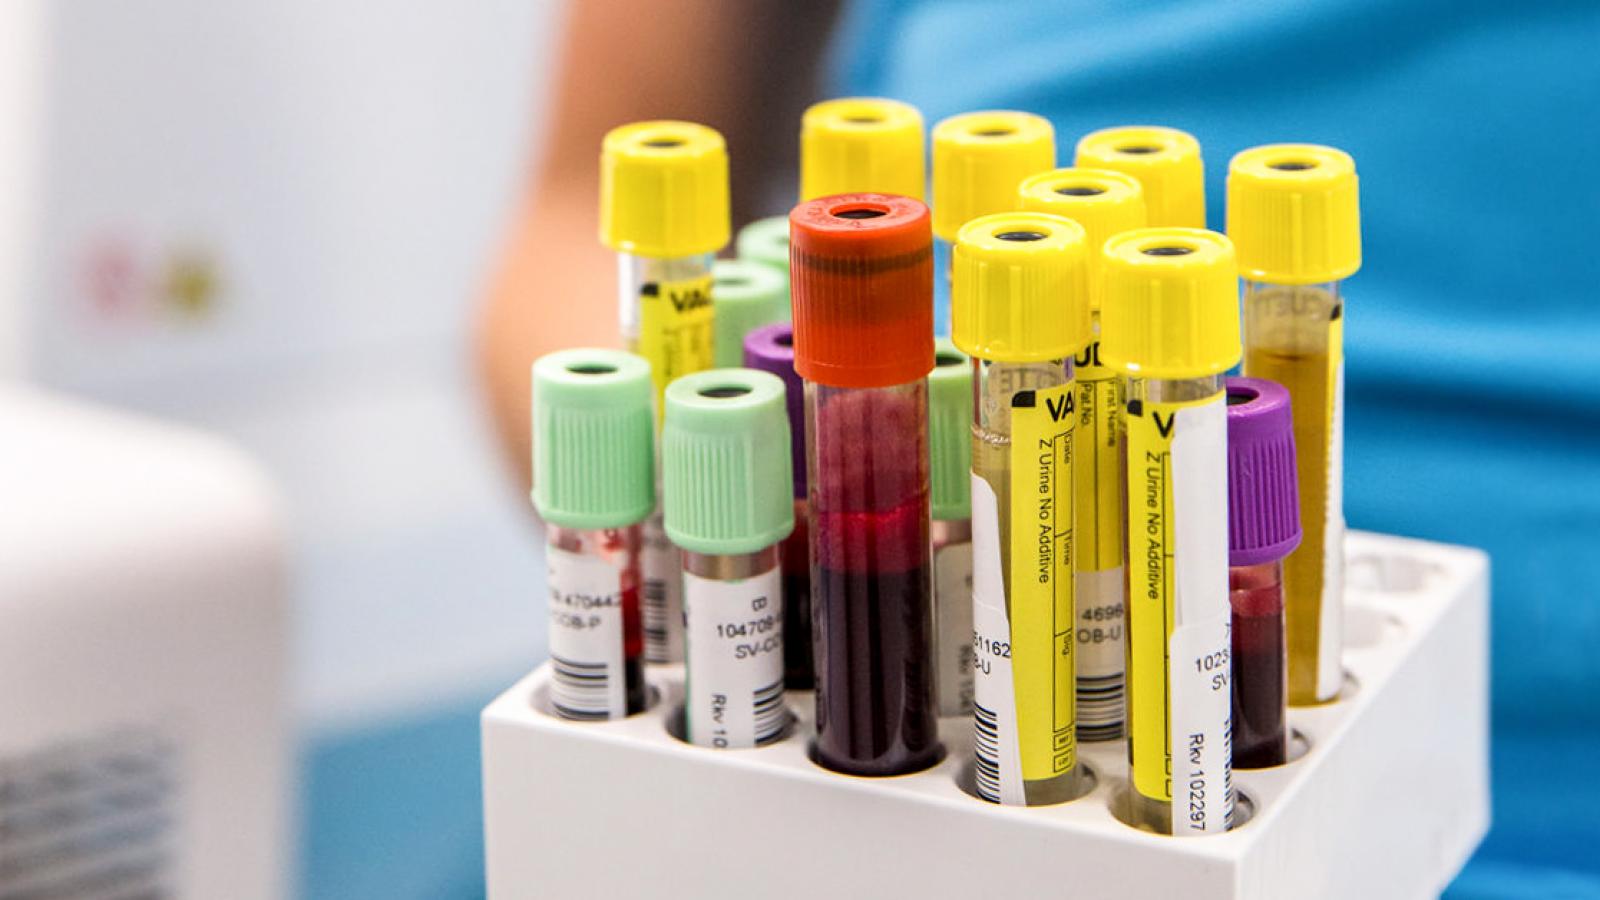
[829,0,1600,894]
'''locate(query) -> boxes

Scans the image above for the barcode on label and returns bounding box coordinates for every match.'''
[753,678,789,746]
[1076,673,1125,741]
[642,578,670,662]
[973,701,1002,803]
[550,653,612,720]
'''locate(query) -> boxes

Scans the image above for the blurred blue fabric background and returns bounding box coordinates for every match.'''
[298,2,1599,897]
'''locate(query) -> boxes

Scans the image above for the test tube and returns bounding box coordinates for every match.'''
[928,337,974,717]
[1101,227,1241,835]
[790,192,940,776]
[931,111,1056,335]
[601,120,731,665]
[711,259,787,368]
[531,349,655,720]
[1223,377,1302,768]
[736,216,791,288]
[1228,144,1361,706]
[662,368,796,748]
[1074,126,1204,228]
[743,323,814,688]
[1018,167,1148,741]
[800,97,925,201]
[952,211,1092,805]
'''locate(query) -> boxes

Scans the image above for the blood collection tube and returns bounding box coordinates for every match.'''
[928,337,974,717]
[711,259,787,368]
[743,323,814,688]
[1228,144,1361,706]
[931,111,1055,336]
[531,349,655,720]
[1074,126,1204,228]
[1101,227,1241,835]
[736,217,791,288]
[952,211,1091,805]
[1223,377,1302,768]
[1018,166,1147,741]
[601,120,730,665]
[790,192,940,776]
[662,369,796,749]
[800,97,925,201]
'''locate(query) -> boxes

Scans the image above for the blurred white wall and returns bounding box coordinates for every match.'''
[16,0,563,729]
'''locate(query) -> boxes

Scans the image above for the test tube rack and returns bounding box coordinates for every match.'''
[482,531,1488,899]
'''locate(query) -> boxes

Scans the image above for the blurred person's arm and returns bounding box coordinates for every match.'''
[477,0,838,489]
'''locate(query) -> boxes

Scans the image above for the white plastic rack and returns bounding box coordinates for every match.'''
[483,531,1489,899]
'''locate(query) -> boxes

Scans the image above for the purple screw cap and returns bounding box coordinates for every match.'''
[1226,377,1302,567]
[743,323,806,499]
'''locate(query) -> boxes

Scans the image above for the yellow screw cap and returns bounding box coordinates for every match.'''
[1018,167,1147,313]
[801,97,925,201]
[1074,126,1204,228]
[600,121,730,258]
[952,212,1091,362]
[932,111,1055,240]
[1227,144,1361,284]
[1100,228,1240,379]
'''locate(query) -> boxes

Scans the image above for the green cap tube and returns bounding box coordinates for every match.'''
[712,259,789,368]
[736,216,791,279]
[531,348,655,530]
[661,368,795,555]
[928,338,972,521]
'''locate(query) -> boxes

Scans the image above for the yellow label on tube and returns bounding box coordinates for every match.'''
[1073,344,1122,573]
[1125,390,1233,834]
[637,274,715,408]
[1008,381,1077,784]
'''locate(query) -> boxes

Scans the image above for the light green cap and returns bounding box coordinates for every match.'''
[928,339,972,521]
[736,216,791,277]
[531,348,655,529]
[712,259,789,368]
[661,368,795,555]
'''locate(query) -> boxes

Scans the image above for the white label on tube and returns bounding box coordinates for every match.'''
[1318,360,1346,701]
[934,538,975,718]
[970,474,1024,806]
[683,565,787,749]
[1075,565,1126,738]
[1167,399,1233,834]
[641,512,685,664]
[546,545,628,719]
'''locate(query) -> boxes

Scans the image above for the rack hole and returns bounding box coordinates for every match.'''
[952,757,1098,805]
[664,703,794,748]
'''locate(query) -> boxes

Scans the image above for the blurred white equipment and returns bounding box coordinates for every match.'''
[0,386,289,898]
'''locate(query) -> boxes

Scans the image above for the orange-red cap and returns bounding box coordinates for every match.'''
[789,193,934,389]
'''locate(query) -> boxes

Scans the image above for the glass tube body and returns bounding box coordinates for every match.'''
[781,498,813,689]
[931,516,973,718]
[1073,314,1126,741]
[1122,373,1232,835]
[1230,559,1288,768]
[618,251,717,665]
[970,358,1078,805]
[545,524,648,719]
[806,379,940,776]
[682,545,789,749]
[1242,280,1344,705]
